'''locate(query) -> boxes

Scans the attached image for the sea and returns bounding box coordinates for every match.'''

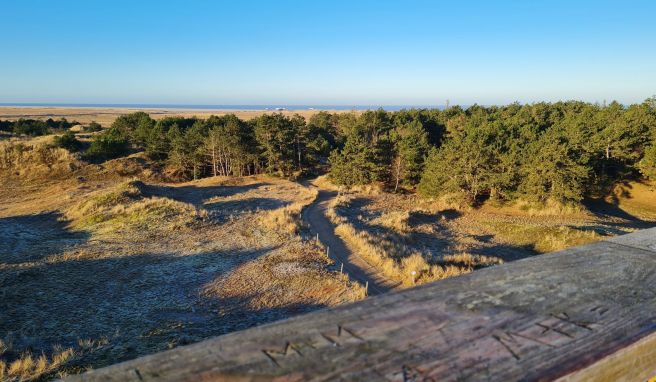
[0,103,447,112]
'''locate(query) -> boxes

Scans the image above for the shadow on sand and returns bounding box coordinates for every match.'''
[0,209,328,370]
[0,212,90,264]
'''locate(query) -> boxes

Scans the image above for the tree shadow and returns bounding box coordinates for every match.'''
[346,204,538,265]
[0,212,90,264]
[204,197,288,215]
[141,182,269,207]
[1,243,334,370]
[408,209,462,225]
[584,198,656,229]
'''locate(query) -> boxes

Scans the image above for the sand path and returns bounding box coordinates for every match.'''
[303,189,399,296]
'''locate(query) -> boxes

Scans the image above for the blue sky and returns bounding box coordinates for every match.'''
[1,0,654,105]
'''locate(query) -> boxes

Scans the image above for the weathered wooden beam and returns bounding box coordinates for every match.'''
[66,228,656,382]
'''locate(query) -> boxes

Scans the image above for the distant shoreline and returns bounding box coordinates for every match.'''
[0,105,367,125]
[0,103,446,112]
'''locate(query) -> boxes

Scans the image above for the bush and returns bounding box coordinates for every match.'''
[53,131,82,152]
[12,119,49,136]
[85,127,129,160]
[46,117,76,130]
[0,120,12,132]
[84,121,103,132]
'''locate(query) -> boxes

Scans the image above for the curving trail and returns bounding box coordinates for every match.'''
[302,188,399,296]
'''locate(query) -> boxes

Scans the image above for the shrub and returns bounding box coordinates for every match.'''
[0,120,12,132]
[12,119,49,136]
[84,121,103,132]
[85,127,129,160]
[53,131,82,152]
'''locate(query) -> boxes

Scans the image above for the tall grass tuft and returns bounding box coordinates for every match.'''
[66,179,207,231]
[0,141,82,179]
[0,339,75,382]
[260,186,318,235]
[328,195,503,287]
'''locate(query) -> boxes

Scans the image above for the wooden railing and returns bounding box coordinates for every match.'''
[66,228,656,381]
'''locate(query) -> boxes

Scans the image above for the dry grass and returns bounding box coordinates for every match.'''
[438,253,504,268]
[375,211,410,232]
[259,186,318,235]
[202,238,365,309]
[324,188,645,287]
[0,140,81,179]
[0,340,75,382]
[606,180,656,220]
[326,180,656,281]
[511,199,586,217]
[65,179,207,233]
[331,213,502,286]
[2,174,363,380]
[325,194,485,287]
[311,175,342,192]
[481,221,601,253]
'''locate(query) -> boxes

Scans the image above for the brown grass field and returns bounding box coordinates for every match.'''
[0,106,357,126]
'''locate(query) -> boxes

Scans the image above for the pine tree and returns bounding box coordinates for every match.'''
[639,140,656,180]
[391,120,429,191]
[329,131,381,187]
[145,124,169,161]
[418,126,497,204]
[518,128,590,204]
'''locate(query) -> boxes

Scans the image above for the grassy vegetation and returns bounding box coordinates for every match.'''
[259,186,318,235]
[0,140,81,179]
[326,194,503,287]
[202,238,365,308]
[0,340,75,382]
[319,169,655,290]
[1,164,363,380]
[481,221,602,253]
[66,180,207,233]
[605,180,656,220]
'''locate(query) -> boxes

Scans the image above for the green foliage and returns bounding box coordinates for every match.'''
[1,118,74,136]
[205,115,257,176]
[84,121,103,132]
[45,118,76,130]
[254,114,302,177]
[12,119,49,136]
[85,127,129,160]
[30,99,653,193]
[391,120,430,190]
[415,99,656,205]
[303,112,338,167]
[518,128,590,204]
[166,124,189,175]
[145,124,170,160]
[53,131,82,152]
[639,143,656,180]
[418,126,498,203]
[111,112,156,145]
[329,130,382,186]
[0,120,12,132]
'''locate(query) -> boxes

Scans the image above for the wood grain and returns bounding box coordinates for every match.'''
[65,228,656,381]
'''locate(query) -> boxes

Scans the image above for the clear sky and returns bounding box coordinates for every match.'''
[1,0,654,106]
